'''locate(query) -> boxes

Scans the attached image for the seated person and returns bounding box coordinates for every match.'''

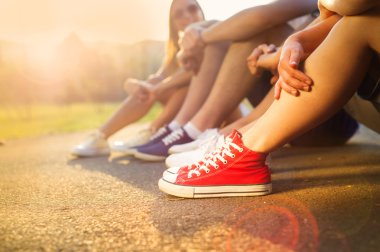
[159,0,380,198]
[132,0,320,161]
[71,0,205,157]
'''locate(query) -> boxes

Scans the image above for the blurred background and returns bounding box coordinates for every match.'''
[0,0,270,140]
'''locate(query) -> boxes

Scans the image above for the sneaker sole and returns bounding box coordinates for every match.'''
[134,152,166,162]
[71,148,110,157]
[111,148,137,156]
[162,169,175,177]
[168,145,198,155]
[158,178,272,198]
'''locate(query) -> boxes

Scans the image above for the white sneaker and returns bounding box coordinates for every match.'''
[110,128,152,155]
[163,134,225,177]
[71,131,110,157]
[168,128,219,154]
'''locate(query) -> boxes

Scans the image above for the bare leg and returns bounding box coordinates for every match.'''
[223,107,243,127]
[174,42,230,125]
[221,88,275,135]
[99,96,155,138]
[150,87,188,132]
[243,15,378,152]
[190,24,293,131]
[99,85,187,138]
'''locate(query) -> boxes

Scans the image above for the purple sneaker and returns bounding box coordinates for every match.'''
[128,125,172,153]
[134,128,193,161]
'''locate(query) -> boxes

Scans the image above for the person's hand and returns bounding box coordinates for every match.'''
[146,74,163,84]
[178,26,206,73]
[274,38,313,99]
[177,48,203,74]
[149,84,165,99]
[180,25,206,56]
[123,78,155,103]
[247,44,278,76]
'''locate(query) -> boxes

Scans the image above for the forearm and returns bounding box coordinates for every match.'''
[152,63,170,80]
[191,20,219,29]
[156,69,192,91]
[202,0,317,43]
[288,14,341,56]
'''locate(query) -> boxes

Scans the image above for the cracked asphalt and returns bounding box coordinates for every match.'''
[0,125,379,251]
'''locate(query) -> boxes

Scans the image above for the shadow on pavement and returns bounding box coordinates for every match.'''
[67,143,380,195]
[66,142,380,251]
[67,154,166,194]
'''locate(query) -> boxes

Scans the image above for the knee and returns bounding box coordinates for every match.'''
[339,14,372,35]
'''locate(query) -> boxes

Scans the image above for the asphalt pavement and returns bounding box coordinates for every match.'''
[0,125,379,251]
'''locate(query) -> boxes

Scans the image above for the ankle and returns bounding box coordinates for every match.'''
[168,121,181,131]
[96,130,108,140]
[183,122,202,140]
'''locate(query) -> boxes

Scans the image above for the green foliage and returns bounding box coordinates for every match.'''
[0,37,165,105]
[0,36,165,140]
[0,103,162,140]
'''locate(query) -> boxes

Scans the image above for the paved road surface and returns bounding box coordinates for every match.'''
[0,125,379,251]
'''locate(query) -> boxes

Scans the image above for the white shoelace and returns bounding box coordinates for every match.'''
[199,134,225,154]
[197,128,218,141]
[162,129,184,146]
[182,135,225,172]
[150,127,168,141]
[187,137,243,178]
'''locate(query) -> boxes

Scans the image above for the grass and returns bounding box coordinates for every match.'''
[0,103,162,140]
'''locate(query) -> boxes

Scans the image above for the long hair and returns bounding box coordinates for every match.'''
[163,0,204,73]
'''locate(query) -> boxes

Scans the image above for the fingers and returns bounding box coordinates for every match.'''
[137,85,154,103]
[279,79,300,96]
[247,44,280,76]
[274,78,298,100]
[279,59,313,87]
[247,47,265,75]
[274,82,282,100]
[177,46,203,72]
[270,75,279,85]
[276,44,313,97]
[275,75,314,100]
[267,44,277,53]
[177,50,192,70]
[180,27,205,53]
[289,48,301,68]
[247,47,264,62]
[258,44,277,54]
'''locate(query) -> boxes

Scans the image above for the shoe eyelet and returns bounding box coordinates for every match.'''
[206,169,210,173]
[231,154,235,158]
[215,165,219,169]
[239,148,243,152]
[223,160,227,164]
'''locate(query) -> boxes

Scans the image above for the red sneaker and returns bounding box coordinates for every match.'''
[158,130,272,198]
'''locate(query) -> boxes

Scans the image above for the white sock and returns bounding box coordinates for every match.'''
[168,121,181,131]
[184,122,202,140]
